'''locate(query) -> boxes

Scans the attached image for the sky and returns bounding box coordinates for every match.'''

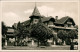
[1,2,78,27]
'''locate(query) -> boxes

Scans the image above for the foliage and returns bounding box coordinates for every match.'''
[2,21,7,36]
[31,23,53,42]
[22,27,31,38]
[57,30,67,40]
[57,29,78,45]
[57,30,68,45]
[15,22,53,46]
[16,21,31,38]
[14,30,19,36]
[17,22,22,38]
[65,38,71,45]
[2,22,7,47]
[68,30,78,40]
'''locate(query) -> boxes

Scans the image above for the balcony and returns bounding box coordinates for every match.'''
[48,25,55,27]
[67,22,72,24]
[48,25,76,30]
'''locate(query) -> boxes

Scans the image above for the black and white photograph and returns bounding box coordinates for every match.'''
[1,0,79,50]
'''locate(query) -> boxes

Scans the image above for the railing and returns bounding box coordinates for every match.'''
[48,25,76,30]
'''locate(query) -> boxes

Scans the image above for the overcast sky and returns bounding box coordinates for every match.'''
[2,2,78,26]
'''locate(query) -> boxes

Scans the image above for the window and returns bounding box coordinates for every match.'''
[65,24,68,27]
[48,21,53,25]
[35,19,38,22]
[33,19,39,24]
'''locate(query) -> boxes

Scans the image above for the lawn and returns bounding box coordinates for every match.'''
[2,45,71,50]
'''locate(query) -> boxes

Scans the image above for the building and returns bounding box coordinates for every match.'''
[2,27,15,46]
[21,5,77,45]
[7,4,77,46]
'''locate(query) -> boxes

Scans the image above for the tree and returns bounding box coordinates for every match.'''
[2,22,7,36]
[2,22,7,47]
[31,23,53,46]
[16,21,31,46]
[14,29,19,46]
[68,30,78,50]
[17,22,23,38]
[68,30,78,43]
[15,21,23,46]
[57,30,67,45]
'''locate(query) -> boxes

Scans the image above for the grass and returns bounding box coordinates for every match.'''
[2,45,71,50]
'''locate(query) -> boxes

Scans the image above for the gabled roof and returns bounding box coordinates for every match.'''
[54,16,75,25]
[41,16,55,22]
[30,6,41,17]
[21,20,30,26]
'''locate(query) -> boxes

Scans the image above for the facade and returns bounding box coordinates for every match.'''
[21,5,77,45]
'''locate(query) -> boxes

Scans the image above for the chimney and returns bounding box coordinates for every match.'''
[55,16,58,21]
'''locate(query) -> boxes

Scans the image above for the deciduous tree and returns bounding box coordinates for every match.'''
[68,30,78,43]
[31,23,53,46]
[57,30,67,45]
[2,22,7,47]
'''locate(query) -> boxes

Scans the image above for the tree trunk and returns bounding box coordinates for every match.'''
[24,41,25,46]
[72,39,73,43]
[43,41,45,46]
[70,39,74,50]
[24,38,26,46]
[62,40,64,45]
[15,37,17,46]
[37,39,39,47]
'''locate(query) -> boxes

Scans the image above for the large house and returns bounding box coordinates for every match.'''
[5,5,77,46]
[21,5,76,29]
[21,5,76,36]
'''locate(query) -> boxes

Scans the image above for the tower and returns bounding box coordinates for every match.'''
[29,3,41,24]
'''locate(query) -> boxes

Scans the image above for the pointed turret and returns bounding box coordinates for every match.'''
[29,3,42,24]
[29,4,41,18]
[32,6,41,16]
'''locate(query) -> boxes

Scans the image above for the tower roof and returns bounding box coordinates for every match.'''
[30,6,41,18]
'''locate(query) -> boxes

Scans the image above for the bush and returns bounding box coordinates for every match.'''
[73,41,78,45]
[57,42,63,45]
[65,38,71,45]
